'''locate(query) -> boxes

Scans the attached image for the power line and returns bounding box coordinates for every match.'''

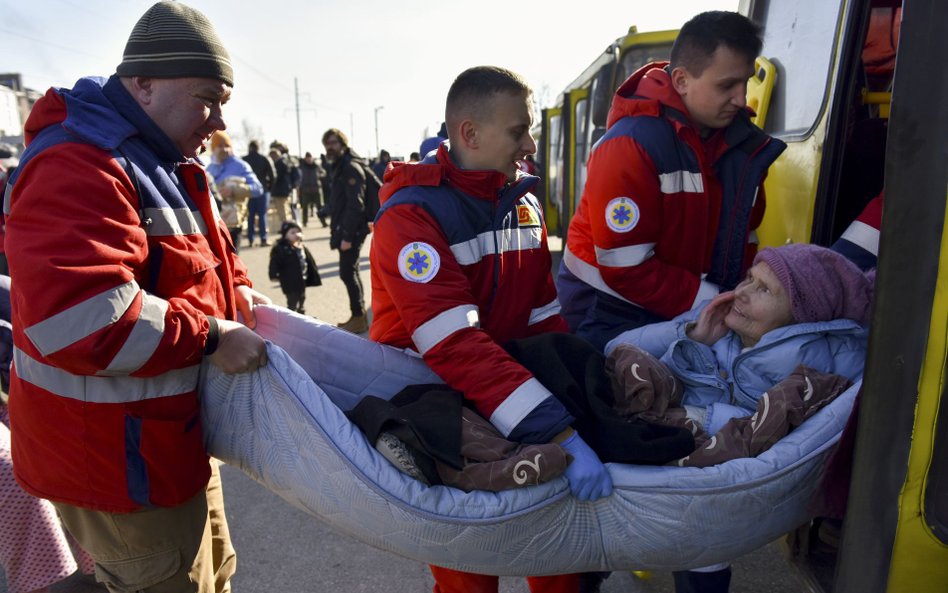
[0,27,107,61]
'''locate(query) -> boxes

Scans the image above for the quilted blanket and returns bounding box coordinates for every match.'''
[201,306,857,574]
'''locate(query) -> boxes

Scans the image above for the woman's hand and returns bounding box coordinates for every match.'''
[686,291,735,345]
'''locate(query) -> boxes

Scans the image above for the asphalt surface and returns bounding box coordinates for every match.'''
[2,220,808,593]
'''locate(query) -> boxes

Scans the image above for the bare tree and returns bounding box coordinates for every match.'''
[239,119,265,151]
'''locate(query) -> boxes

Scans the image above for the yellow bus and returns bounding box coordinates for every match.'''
[745,0,948,591]
[539,27,677,237]
[545,0,947,590]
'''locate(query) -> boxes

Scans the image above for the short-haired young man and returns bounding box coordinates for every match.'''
[557,11,786,354]
[370,66,610,593]
[556,11,786,593]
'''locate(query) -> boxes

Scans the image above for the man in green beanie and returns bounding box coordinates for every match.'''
[3,2,270,591]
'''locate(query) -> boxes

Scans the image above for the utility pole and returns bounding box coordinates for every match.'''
[286,78,315,156]
[294,77,302,157]
[374,105,384,157]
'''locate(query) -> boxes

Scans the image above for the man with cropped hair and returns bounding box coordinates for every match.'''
[370,65,608,593]
[556,11,786,593]
[557,11,786,356]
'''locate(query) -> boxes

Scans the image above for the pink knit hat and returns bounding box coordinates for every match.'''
[753,244,874,325]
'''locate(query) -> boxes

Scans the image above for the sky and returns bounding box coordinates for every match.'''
[0,0,739,160]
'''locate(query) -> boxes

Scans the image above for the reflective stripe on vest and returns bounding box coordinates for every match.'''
[450,227,542,266]
[659,170,704,194]
[528,299,561,326]
[13,347,199,403]
[142,206,208,237]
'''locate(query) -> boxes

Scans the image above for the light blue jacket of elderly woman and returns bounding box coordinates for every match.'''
[603,303,868,434]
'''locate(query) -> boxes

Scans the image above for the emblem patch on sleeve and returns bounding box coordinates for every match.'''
[398,242,440,283]
[517,204,541,227]
[605,197,640,233]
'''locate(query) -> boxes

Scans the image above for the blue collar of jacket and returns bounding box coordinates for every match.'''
[59,75,186,165]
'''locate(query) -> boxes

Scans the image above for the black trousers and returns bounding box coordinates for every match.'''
[672,567,732,593]
[285,290,305,313]
[299,190,323,226]
[338,241,364,316]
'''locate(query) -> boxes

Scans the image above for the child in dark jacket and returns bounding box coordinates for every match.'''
[269,221,321,313]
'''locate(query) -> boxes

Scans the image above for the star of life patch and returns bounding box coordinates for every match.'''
[605,197,640,233]
[398,242,440,283]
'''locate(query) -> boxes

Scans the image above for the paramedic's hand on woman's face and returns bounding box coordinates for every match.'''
[561,431,613,501]
[686,291,735,345]
[235,284,272,330]
[210,319,268,373]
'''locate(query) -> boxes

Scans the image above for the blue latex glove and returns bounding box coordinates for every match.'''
[561,431,613,501]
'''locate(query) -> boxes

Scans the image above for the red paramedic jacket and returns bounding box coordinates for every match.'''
[565,62,784,319]
[369,145,573,444]
[4,76,250,512]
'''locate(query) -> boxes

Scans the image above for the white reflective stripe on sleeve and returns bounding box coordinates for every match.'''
[24,280,140,357]
[659,170,704,194]
[751,186,760,207]
[594,243,656,268]
[528,299,560,326]
[840,220,880,256]
[142,206,208,236]
[411,304,480,355]
[13,347,200,404]
[489,377,554,438]
[562,246,630,304]
[691,279,719,310]
[99,294,169,376]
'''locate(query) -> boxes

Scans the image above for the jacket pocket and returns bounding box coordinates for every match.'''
[126,409,210,508]
[94,547,182,592]
[158,239,222,278]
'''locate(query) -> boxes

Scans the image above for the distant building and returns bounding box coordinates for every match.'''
[0,74,43,148]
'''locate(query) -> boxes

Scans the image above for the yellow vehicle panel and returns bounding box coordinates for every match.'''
[756,116,826,248]
[887,194,948,591]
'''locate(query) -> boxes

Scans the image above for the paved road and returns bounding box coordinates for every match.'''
[3,221,807,593]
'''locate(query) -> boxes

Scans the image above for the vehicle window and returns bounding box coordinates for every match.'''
[754,0,845,136]
[547,114,563,210]
[573,98,589,210]
[618,45,673,85]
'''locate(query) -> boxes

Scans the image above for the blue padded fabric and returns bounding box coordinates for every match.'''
[201,305,857,574]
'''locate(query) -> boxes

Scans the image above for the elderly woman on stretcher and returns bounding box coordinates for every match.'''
[603,243,874,467]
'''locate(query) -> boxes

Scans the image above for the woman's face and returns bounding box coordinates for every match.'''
[725,262,794,347]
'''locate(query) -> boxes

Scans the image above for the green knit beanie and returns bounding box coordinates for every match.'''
[116,1,233,86]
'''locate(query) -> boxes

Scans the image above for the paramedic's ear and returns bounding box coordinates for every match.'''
[457,120,479,151]
[671,66,690,96]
